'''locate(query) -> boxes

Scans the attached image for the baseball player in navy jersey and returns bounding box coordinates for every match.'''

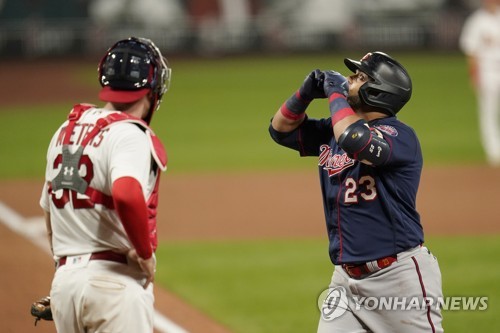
[39,37,171,333]
[269,52,444,332]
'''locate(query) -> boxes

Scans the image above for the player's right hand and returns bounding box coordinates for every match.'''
[322,70,349,97]
[127,249,156,289]
[299,69,327,100]
[138,257,155,289]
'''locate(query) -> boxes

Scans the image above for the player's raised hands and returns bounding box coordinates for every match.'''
[299,69,327,100]
[322,70,349,97]
[279,69,327,121]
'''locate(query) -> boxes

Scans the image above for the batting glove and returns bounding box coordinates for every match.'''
[280,69,326,121]
[300,69,327,101]
[322,70,348,97]
[323,71,355,124]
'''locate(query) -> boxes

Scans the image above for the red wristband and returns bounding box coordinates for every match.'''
[332,108,356,125]
[328,92,346,103]
[329,93,356,125]
[280,103,306,121]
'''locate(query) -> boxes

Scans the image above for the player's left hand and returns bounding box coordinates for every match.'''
[322,70,349,97]
[299,69,327,100]
[31,296,53,325]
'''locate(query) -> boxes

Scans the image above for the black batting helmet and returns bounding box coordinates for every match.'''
[344,52,412,115]
[98,37,171,123]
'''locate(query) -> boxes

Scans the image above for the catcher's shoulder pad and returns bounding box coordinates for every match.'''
[102,114,168,171]
[67,103,96,120]
[146,131,167,171]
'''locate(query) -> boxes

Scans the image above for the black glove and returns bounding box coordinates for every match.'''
[322,71,355,121]
[322,70,348,97]
[280,69,327,120]
[31,296,53,325]
[299,69,326,101]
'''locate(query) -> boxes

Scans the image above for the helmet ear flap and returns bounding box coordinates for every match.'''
[359,82,408,116]
[359,85,391,115]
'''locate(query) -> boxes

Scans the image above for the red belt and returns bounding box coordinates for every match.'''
[342,255,397,279]
[58,250,127,267]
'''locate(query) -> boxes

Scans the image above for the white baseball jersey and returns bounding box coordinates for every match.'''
[40,106,163,258]
[459,6,500,82]
[459,6,500,165]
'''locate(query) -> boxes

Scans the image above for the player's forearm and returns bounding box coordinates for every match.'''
[112,176,153,260]
[332,115,363,141]
[43,210,54,255]
[271,108,305,133]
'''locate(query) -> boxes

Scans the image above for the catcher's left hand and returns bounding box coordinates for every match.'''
[31,296,53,325]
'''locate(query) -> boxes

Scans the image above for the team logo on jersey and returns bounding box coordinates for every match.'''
[318,145,355,177]
[374,125,398,137]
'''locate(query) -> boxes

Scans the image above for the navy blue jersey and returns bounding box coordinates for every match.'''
[269,116,424,265]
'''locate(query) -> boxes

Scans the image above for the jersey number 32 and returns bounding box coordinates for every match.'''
[51,153,95,209]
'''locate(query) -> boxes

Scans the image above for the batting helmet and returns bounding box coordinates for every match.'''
[98,37,171,123]
[344,52,411,115]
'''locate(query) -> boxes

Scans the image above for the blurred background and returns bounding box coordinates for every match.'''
[0,0,482,58]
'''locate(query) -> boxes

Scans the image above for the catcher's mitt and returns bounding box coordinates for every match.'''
[31,296,53,325]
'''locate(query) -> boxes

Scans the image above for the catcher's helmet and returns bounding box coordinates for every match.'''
[98,37,171,122]
[344,52,411,115]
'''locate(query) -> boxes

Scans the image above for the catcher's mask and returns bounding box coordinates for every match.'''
[98,37,172,123]
[344,51,411,116]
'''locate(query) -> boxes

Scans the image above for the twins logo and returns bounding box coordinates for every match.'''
[374,125,398,137]
[318,145,355,177]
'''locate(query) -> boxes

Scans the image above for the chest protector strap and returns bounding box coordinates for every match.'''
[50,104,166,210]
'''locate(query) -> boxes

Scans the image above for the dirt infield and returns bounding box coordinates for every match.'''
[1,60,499,332]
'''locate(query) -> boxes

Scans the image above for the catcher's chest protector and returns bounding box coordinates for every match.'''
[50,104,167,210]
[51,144,88,194]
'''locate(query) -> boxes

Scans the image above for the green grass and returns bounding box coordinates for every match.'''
[0,52,484,179]
[156,239,333,333]
[156,235,500,333]
[0,104,70,178]
[429,236,500,332]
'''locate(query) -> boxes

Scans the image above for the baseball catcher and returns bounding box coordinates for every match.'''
[37,36,171,333]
